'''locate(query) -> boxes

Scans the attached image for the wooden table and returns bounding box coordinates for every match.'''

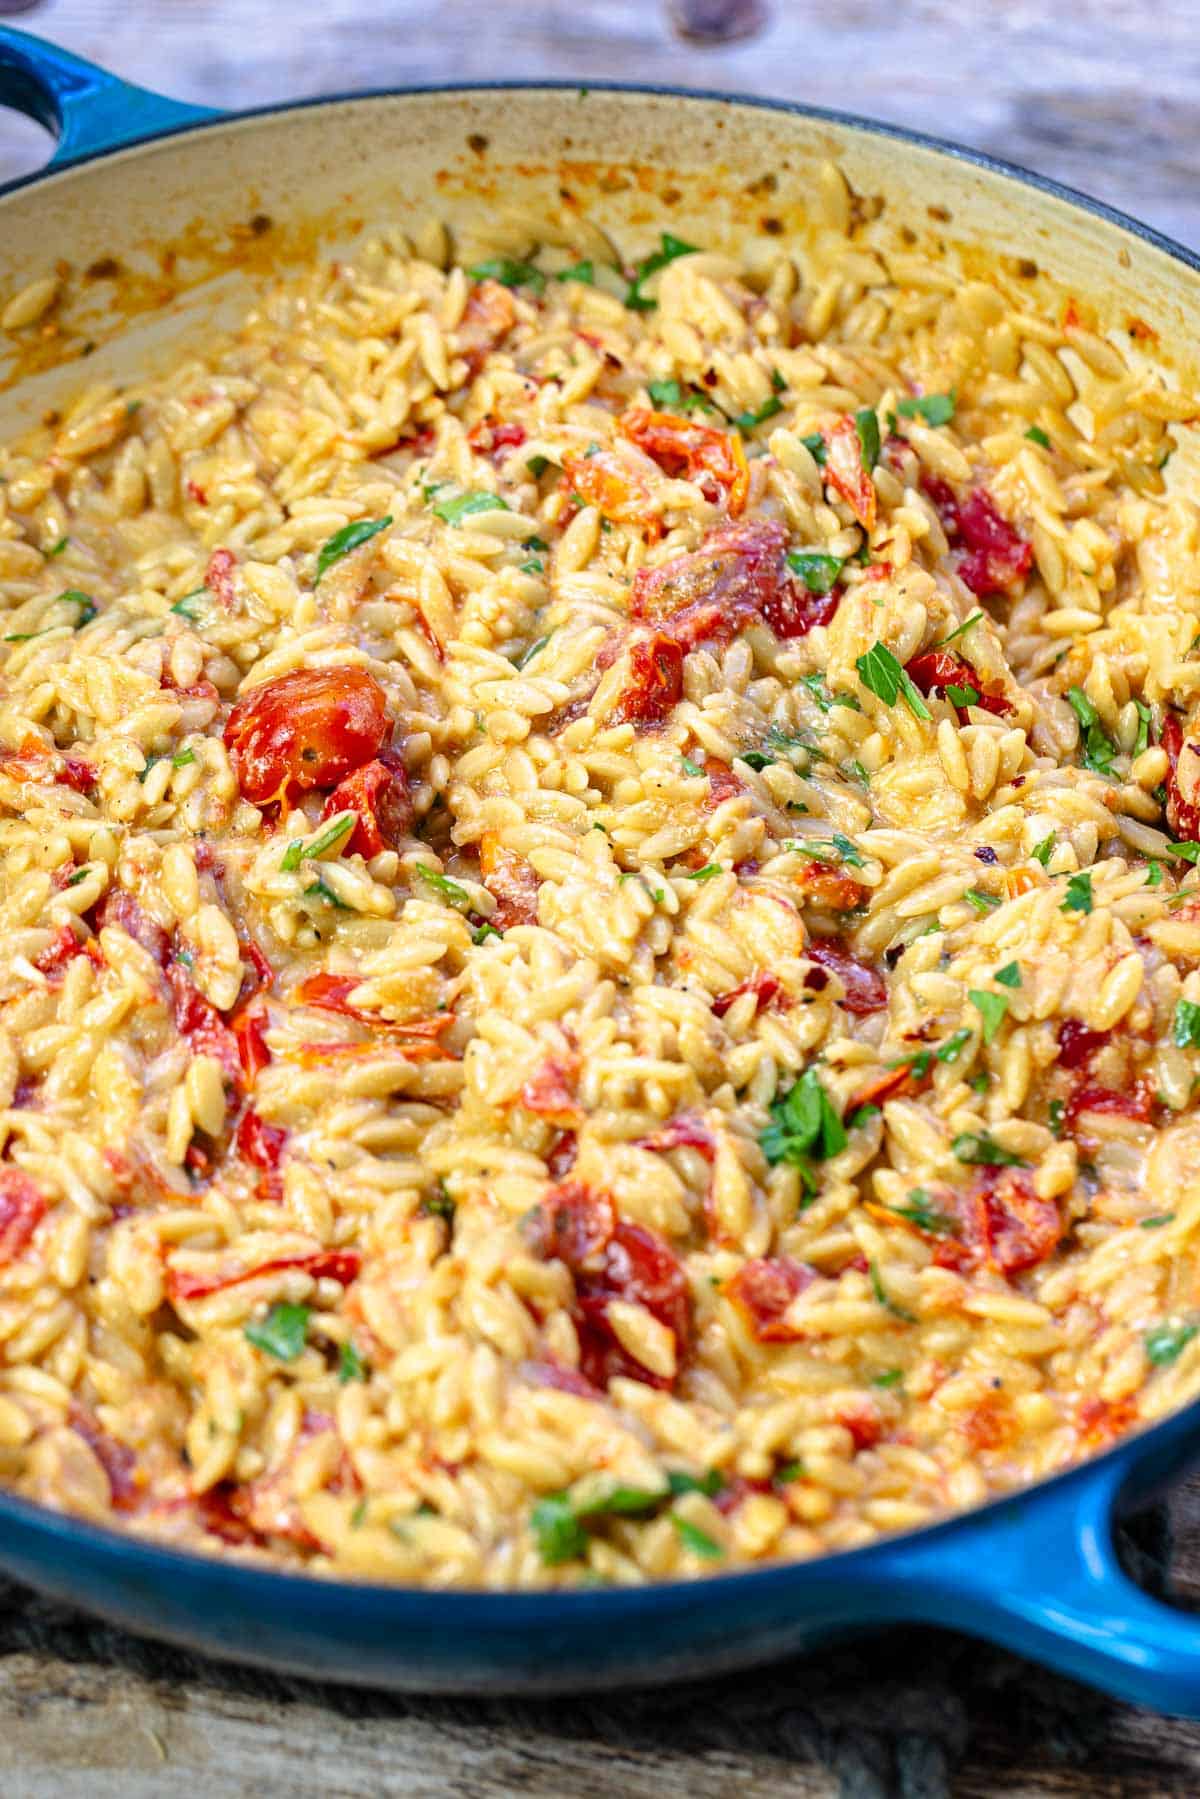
[3,3,1200,1792]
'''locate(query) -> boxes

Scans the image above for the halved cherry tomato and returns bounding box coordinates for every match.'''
[562,446,656,524]
[320,750,412,857]
[805,940,887,1013]
[167,1247,361,1302]
[611,633,683,727]
[479,832,541,929]
[823,416,877,530]
[723,1255,817,1342]
[904,648,1013,720]
[924,477,1033,596]
[1161,713,1200,841]
[631,518,789,649]
[224,666,390,805]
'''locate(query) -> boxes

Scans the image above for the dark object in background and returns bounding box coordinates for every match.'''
[667,0,769,44]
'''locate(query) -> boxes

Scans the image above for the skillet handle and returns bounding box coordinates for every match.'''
[0,27,217,170]
[873,1446,1200,1715]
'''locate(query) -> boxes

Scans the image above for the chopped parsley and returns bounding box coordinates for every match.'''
[518,633,551,668]
[315,516,392,582]
[1141,1213,1175,1230]
[1173,998,1200,1049]
[44,536,69,559]
[467,257,545,293]
[431,490,510,527]
[304,878,348,909]
[1146,860,1164,888]
[1060,871,1094,915]
[897,392,955,427]
[556,260,595,284]
[680,755,705,777]
[1133,699,1152,759]
[1066,687,1116,776]
[338,1341,367,1383]
[968,989,1009,1045]
[952,1132,1027,1167]
[787,549,844,595]
[1025,425,1051,448]
[1168,842,1200,864]
[624,232,698,312]
[993,961,1022,988]
[789,833,865,869]
[800,431,828,466]
[646,377,714,414]
[171,747,197,769]
[672,1515,724,1560]
[414,864,471,907]
[667,1469,725,1498]
[760,1067,847,1177]
[526,454,551,478]
[735,394,784,432]
[170,587,209,620]
[944,683,979,708]
[1048,1098,1066,1138]
[886,1190,959,1235]
[936,1028,972,1063]
[1144,1320,1198,1367]
[1031,833,1056,867]
[856,641,932,721]
[800,673,860,714]
[855,407,881,470]
[685,862,722,882]
[58,589,96,626]
[471,922,503,945]
[964,888,1000,913]
[66,867,90,887]
[934,611,983,648]
[245,1302,310,1362]
[872,1368,904,1388]
[530,1494,588,1565]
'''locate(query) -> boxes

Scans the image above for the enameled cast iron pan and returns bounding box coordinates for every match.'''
[1,25,1200,1711]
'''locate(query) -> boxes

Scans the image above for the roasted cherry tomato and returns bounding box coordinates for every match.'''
[621,408,749,513]
[224,667,390,805]
[320,750,412,857]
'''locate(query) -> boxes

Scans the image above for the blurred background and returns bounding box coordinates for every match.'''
[0,0,1198,243]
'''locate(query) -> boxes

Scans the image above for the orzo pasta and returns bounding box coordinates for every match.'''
[1,174,1199,1587]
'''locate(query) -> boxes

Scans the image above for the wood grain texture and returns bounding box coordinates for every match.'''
[3,2,1200,1792]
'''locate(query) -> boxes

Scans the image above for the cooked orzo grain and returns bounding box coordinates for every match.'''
[0,181,1199,1586]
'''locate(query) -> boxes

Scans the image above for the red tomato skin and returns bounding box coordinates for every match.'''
[224,667,390,805]
[611,634,684,727]
[320,751,413,857]
[805,940,888,1014]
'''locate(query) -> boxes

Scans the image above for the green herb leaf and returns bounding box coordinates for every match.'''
[789,832,865,869]
[338,1340,367,1383]
[471,922,503,945]
[44,536,69,559]
[519,557,544,575]
[303,878,349,909]
[800,673,860,714]
[897,392,955,427]
[431,491,510,527]
[847,1103,880,1129]
[1032,833,1056,867]
[968,988,1009,1045]
[518,632,551,668]
[414,864,471,907]
[1025,425,1051,448]
[58,589,96,626]
[1173,998,1200,1048]
[680,755,705,777]
[171,587,209,620]
[624,232,698,311]
[531,1493,589,1565]
[671,1514,724,1560]
[556,260,594,284]
[944,683,979,708]
[526,455,550,478]
[886,1190,959,1235]
[855,407,881,470]
[245,1302,310,1361]
[1145,1320,1198,1367]
[1168,842,1200,863]
[870,1260,916,1322]
[685,862,722,882]
[993,961,1022,988]
[1146,860,1164,887]
[1141,1213,1175,1230]
[1133,699,1152,759]
[1048,1097,1066,1138]
[934,610,983,648]
[936,1028,972,1063]
[872,1368,904,1388]
[667,1469,725,1499]
[800,431,828,466]
[760,1067,846,1168]
[1066,687,1116,776]
[316,516,392,582]
[467,257,545,293]
[856,641,932,720]
[735,395,784,432]
[280,839,304,874]
[787,550,844,595]
[171,747,197,769]
[964,888,1000,913]
[306,811,357,860]
[1061,871,1094,915]
[422,1183,456,1220]
[952,1132,1026,1167]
